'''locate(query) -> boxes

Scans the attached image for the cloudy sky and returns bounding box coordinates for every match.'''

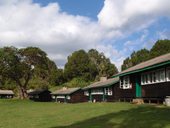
[0,0,170,70]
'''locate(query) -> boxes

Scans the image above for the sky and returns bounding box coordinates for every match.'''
[0,0,170,71]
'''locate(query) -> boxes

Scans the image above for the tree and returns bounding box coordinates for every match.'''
[88,49,118,78]
[64,50,98,81]
[121,48,150,71]
[55,69,65,85]
[0,46,54,99]
[121,39,170,71]
[150,39,170,58]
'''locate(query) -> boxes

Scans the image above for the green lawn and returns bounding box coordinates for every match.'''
[0,100,170,128]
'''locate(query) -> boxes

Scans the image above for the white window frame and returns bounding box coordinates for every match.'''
[56,96,65,99]
[141,68,166,85]
[91,89,103,95]
[105,87,112,96]
[120,76,131,89]
[66,96,71,100]
[84,91,89,96]
[166,67,170,81]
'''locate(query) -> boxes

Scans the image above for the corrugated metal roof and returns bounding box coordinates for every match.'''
[51,88,81,95]
[83,77,119,90]
[115,53,170,76]
[0,90,14,95]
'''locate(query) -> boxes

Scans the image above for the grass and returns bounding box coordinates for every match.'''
[0,100,170,128]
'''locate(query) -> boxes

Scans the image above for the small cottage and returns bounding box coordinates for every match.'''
[113,53,170,104]
[83,77,119,102]
[28,89,52,102]
[51,87,85,103]
[0,90,14,99]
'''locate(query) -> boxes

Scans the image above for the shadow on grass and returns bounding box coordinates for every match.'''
[50,105,170,128]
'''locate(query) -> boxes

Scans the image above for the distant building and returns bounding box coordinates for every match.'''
[51,87,85,103]
[113,53,170,103]
[83,77,119,102]
[0,90,14,99]
[28,89,52,102]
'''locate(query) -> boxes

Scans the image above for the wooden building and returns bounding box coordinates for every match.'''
[113,53,170,103]
[83,77,119,102]
[0,90,14,99]
[28,89,52,102]
[51,87,85,103]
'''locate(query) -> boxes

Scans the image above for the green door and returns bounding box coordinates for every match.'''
[136,76,142,98]
[89,90,92,102]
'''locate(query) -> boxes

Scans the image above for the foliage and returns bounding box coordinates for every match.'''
[88,49,118,79]
[121,39,170,71]
[55,69,65,85]
[150,39,170,58]
[121,49,150,70]
[62,77,90,88]
[63,49,118,87]
[64,50,98,81]
[0,46,58,99]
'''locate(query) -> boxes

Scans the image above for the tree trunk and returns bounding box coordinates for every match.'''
[18,85,28,99]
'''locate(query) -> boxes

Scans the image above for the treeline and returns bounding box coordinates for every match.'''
[0,47,117,99]
[121,39,170,71]
[56,49,118,87]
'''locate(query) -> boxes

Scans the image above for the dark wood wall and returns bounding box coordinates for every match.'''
[29,91,52,102]
[56,90,86,103]
[114,76,136,100]
[0,94,14,99]
[69,90,86,103]
[142,82,170,98]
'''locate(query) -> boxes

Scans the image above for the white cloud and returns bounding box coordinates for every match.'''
[0,0,170,70]
[0,0,107,67]
[98,0,170,34]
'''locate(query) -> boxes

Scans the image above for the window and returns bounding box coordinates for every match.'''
[84,91,89,96]
[105,87,112,95]
[141,68,166,85]
[120,76,131,89]
[56,96,65,99]
[91,89,103,95]
[66,96,70,100]
[160,69,165,82]
[152,72,156,83]
[166,67,170,81]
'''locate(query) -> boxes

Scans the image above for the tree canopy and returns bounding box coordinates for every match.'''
[64,49,118,83]
[0,46,58,99]
[121,39,170,71]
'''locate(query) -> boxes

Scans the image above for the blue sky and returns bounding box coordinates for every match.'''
[0,0,170,70]
[33,0,103,20]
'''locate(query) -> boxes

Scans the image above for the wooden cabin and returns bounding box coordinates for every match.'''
[28,89,52,102]
[0,90,14,99]
[113,53,170,104]
[51,87,85,103]
[83,77,119,102]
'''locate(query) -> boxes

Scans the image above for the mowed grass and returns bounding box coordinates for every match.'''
[0,100,170,128]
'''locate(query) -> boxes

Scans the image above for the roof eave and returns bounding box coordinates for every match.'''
[83,81,119,90]
[113,60,170,78]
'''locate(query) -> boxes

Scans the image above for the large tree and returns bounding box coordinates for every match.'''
[64,50,98,81]
[88,49,118,78]
[0,46,56,99]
